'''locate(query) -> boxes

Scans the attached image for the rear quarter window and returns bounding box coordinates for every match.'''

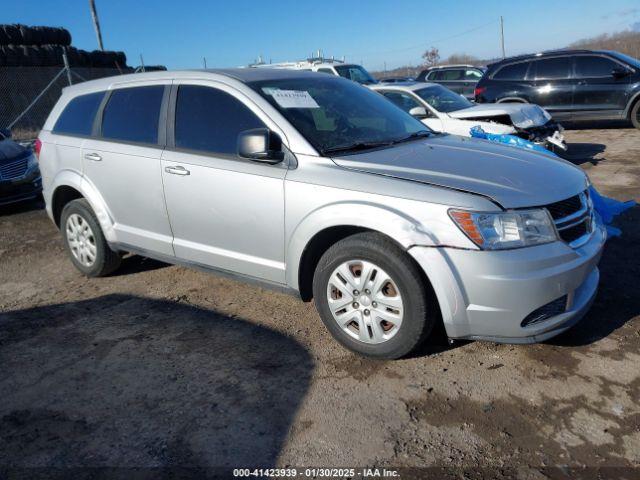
[53,91,104,136]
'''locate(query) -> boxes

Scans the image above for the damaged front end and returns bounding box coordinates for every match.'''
[451,103,567,153]
[515,120,567,152]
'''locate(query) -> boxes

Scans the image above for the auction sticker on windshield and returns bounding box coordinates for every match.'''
[269,89,320,109]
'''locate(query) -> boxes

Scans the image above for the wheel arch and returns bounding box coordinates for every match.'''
[287,202,439,301]
[49,171,116,242]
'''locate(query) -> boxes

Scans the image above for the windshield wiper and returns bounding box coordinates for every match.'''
[321,140,393,155]
[390,130,432,145]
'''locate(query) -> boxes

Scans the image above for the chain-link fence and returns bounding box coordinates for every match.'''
[1,58,132,141]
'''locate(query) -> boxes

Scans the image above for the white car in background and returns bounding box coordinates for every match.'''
[371,82,567,152]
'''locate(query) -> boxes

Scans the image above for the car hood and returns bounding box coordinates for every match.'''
[447,103,551,128]
[0,139,29,165]
[331,134,587,209]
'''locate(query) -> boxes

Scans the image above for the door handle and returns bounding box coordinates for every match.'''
[164,165,190,176]
[84,153,102,161]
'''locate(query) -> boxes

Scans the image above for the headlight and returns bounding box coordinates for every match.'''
[449,208,557,250]
[26,154,39,172]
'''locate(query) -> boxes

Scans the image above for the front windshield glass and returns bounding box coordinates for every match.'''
[414,85,473,113]
[334,65,378,85]
[249,76,430,155]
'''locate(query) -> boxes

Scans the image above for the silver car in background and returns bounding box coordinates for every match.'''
[38,69,605,359]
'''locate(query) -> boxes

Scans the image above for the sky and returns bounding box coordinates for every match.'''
[3,0,639,71]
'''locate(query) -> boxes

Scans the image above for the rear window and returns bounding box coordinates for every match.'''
[53,91,104,136]
[493,62,530,80]
[101,86,165,144]
[574,55,619,77]
[531,57,571,80]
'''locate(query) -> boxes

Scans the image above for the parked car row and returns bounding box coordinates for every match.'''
[0,128,42,206]
[36,67,605,359]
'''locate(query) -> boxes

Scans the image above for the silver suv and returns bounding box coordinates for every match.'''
[39,69,606,359]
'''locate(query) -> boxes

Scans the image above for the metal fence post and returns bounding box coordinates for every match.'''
[62,49,73,86]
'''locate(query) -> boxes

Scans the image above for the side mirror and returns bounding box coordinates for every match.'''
[612,66,631,78]
[409,106,429,119]
[0,128,11,139]
[237,128,285,164]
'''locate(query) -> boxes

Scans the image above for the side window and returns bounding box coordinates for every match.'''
[441,69,463,81]
[464,69,483,80]
[53,91,104,136]
[101,86,164,144]
[531,57,571,80]
[493,62,530,80]
[317,68,335,75]
[174,85,266,155]
[426,71,439,80]
[574,55,619,77]
[382,91,422,114]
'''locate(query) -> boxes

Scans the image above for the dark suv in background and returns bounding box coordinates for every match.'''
[416,65,485,99]
[474,50,640,128]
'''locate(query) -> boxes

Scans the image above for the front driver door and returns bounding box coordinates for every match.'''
[160,81,288,283]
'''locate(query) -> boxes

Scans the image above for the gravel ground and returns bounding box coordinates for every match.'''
[0,127,639,479]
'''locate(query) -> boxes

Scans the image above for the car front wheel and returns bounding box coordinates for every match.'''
[312,232,435,359]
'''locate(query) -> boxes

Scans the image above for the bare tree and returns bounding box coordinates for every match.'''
[445,53,481,65]
[421,47,440,67]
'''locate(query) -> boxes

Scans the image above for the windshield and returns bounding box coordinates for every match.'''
[414,85,473,113]
[334,65,378,85]
[609,51,640,69]
[249,76,430,155]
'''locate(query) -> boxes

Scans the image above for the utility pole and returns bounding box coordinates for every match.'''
[89,0,104,51]
[203,57,207,68]
[500,16,505,59]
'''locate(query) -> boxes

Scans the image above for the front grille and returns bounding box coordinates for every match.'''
[521,295,567,327]
[0,158,28,180]
[540,190,593,247]
[544,194,583,220]
[559,219,590,243]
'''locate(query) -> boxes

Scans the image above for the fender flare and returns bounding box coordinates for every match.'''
[50,170,117,243]
[624,88,640,118]
[285,201,439,291]
[496,96,528,103]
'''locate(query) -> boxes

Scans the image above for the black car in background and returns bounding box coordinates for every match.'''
[475,50,640,129]
[416,65,485,99]
[0,129,42,206]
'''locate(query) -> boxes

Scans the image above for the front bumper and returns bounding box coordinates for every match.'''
[0,172,42,206]
[409,218,606,343]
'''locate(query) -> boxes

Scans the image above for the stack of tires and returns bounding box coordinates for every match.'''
[0,24,127,68]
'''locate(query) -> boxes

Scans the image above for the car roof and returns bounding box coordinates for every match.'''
[371,81,439,92]
[487,49,611,68]
[59,68,329,96]
[425,64,481,70]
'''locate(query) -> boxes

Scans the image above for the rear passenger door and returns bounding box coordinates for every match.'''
[81,82,174,256]
[438,69,465,94]
[528,56,574,120]
[160,81,288,283]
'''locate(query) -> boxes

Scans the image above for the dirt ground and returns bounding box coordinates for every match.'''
[1,127,639,479]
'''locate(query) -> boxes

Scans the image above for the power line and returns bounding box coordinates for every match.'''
[342,20,498,60]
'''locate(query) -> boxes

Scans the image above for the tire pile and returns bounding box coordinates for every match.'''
[0,24,127,68]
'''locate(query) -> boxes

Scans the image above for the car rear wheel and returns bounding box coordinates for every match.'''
[60,199,121,277]
[312,232,434,359]
[631,100,640,130]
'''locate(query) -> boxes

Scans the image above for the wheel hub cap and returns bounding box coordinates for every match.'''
[326,260,404,344]
[65,213,97,268]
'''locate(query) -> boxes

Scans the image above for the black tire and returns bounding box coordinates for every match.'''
[312,232,435,359]
[630,100,640,130]
[60,199,121,277]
